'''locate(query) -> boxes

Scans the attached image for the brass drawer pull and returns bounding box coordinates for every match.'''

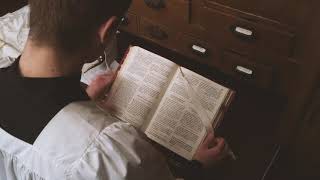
[235,65,254,78]
[144,0,166,10]
[231,25,256,41]
[146,25,168,40]
[191,44,208,57]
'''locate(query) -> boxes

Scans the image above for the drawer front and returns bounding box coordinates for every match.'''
[119,13,138,34]
[198,7,295,57]
[140,18,177,48]
[221,51,274,88]
[175,33,219,66]
[129,0,189,28]
[204,0,301,27]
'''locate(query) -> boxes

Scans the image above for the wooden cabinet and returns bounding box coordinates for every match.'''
[294,81,320,178]
[121,0,304,95]
[119,1,319,179]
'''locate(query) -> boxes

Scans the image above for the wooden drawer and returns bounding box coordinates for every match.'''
[175,33,220,66]
[203,0,302,27]
[221,51,274,88]
[129,0,189,29]
[139,18,177,49]
[197,7,295,57]
[119,13,138,34]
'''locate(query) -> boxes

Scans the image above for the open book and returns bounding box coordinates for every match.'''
[103,46,235,160]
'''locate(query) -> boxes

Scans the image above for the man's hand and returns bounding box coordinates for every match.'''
[86,72,116,101]
[194,133,227,167]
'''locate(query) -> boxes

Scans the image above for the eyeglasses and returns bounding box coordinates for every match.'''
[83,16,126,74]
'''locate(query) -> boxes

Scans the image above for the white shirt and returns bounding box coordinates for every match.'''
[0,101,175,180]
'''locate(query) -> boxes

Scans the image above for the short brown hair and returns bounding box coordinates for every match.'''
[29,0,132,53]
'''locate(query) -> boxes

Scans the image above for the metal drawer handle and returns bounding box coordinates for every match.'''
[231,25,256,41]
[235,65,254,78]
[146,25,168,40]
[144,0,166,10]
[191,44,208,57]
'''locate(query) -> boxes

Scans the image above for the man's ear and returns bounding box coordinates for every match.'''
[98,16,117,44]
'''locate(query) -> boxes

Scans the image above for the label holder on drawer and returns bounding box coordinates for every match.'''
[234,65,255,80]
[190,44,209,57]
[235,65,253,75]
[230,25,256,41]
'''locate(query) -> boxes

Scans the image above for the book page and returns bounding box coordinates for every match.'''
[145,67,230,160]
[106,47,178,129]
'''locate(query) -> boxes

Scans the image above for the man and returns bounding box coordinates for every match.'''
[0,0,226,179]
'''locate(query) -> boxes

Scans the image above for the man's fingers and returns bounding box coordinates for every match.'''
[202,132,215,148]
[86,72,116,100]
[92,73,114,86]
[96,72,115,82]
[208,137,225,155]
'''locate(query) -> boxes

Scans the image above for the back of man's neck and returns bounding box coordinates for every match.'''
[19,39,83,78]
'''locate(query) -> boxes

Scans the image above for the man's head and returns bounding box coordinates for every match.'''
[28,0,132,56]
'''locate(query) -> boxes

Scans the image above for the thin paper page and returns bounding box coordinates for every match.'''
[179,67,214,134]
[145,67,229,160]
[105,47,178,129]
[179,67,229,118]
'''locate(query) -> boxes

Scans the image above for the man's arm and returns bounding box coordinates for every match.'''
[69,122,175,180]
